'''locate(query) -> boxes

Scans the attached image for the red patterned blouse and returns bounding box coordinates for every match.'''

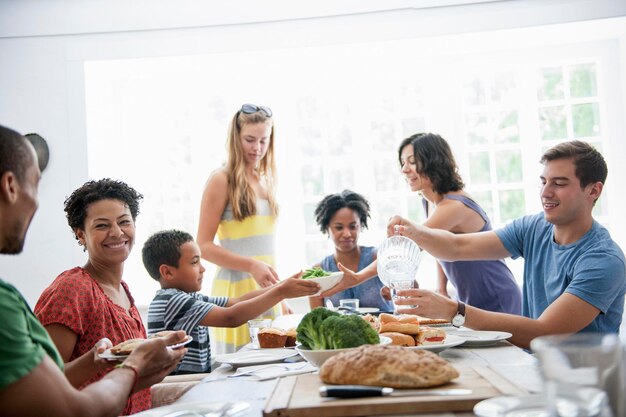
[35,266,151,415]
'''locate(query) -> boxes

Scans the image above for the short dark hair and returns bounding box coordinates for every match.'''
[64,179,143,239]
[0,124,33,181]
[142,230,194,281]
[540,140,607,188]
[398,132,465,194]
[314,190,370,234]
[25,133,50,172]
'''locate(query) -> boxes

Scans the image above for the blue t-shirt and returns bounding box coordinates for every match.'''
[320,246,394,312]
[495,213,626,333]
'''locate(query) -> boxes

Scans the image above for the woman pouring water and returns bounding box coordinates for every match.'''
[324,133,521,314]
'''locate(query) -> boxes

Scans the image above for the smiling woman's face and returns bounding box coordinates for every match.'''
[76,198,135,266]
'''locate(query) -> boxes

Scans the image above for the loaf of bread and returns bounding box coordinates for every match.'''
[378,313,420,335]
[380,332,416,347]
[319,344,459,388]
[257,328,287,348]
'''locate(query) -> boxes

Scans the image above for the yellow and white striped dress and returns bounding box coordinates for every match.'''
[211,199,280,354]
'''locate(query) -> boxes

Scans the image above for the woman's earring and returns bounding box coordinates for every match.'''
[78,240,86,252]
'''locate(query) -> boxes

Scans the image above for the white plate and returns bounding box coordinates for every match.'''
[214,348,299,366]
[98,335,193,360]
[445,330,512,347]
[303,271,343,296]
[474,394,548,417]
[406,334,466,353]
[358,307,380,314]
[132,400,250,417]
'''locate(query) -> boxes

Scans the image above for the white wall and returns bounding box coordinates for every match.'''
[1,0,625,306]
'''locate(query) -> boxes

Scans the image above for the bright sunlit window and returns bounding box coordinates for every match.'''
[84,25,620,308]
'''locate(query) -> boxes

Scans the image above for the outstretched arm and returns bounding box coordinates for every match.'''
[395,289,599,349]
[196,170,278,287]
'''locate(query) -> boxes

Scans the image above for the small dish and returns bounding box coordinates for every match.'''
[296,336,392,368]
[303,271,343,296]
[214,348,299,367]
[445,330,512,347]
[474,394,548,417]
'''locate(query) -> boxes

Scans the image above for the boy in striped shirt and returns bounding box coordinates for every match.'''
[142,230,319,374]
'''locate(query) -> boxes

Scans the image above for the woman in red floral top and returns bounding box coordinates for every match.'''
[35,179,151,415]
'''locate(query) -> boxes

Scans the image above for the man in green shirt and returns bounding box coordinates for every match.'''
[0,124,186,417]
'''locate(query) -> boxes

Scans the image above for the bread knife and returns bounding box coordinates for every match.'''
[319,385,472,398]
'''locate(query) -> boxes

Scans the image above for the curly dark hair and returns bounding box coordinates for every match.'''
[142,229,194,281]
[64,178,143,239]
[314,190,370,234]
[398,132,464,194]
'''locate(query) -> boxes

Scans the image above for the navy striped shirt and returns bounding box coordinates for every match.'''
[148,288,228,374]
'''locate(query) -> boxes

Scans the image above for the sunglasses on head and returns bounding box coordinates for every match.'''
[240,103,273,117]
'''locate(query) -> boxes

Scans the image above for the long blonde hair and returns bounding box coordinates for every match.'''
[226,110,278,221]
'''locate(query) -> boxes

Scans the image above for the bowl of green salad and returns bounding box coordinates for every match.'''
[301,267,343,296]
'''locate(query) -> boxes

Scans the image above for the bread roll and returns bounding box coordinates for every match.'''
[320,344,459,388]
[416,316,451,326]
[415,326,447,345]
[257,328,287,348]
[284,328,297,347]
[378,313,420,335]
[380,332,416,347]
[149,330,187,345]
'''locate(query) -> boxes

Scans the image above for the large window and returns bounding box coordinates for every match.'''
[85,31,621,308]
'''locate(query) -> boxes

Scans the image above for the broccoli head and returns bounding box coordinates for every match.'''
[320,314,380,349]
[296,307,340,349]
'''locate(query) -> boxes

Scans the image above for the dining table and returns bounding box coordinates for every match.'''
[170,333,543,417]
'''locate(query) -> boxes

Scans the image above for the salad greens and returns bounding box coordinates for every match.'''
[302,267,331,279]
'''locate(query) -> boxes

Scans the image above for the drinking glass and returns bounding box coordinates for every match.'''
[247,318,272,348]
[339,298,359,311]
[530,333,623,417]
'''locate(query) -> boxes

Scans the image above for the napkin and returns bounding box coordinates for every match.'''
[230,362,316,381]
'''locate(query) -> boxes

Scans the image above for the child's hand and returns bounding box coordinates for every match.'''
[278,272,320,299]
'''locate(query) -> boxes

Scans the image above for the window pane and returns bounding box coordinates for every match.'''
[299,126,323,156]
[570,63,597,98]
[371,121,396,151]
[296,97,321,120]
[464,77,486,106]
[466,112,489,145]
[374,159,401,192]
[329,126,352,154]
[303,202,320,234]
[305,241,329,266]
[401,117,425,138]
[495,110,520,144]
[301,164,323,196]
[538,67,564,101]
[328,167,355,191]
[469,151,491,184]
[490,72,517,104]
[471,190,494,222]
[572,102,601,138]
[495,149,523,182]
[539,105,567,140]
[375,196,404,229]
[407,196,427,223]
[499,189,525,222]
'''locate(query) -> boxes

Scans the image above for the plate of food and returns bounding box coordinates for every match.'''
[214,348,300,367]
[406,334,466,353]
[99,333,193,360]
[445,330,512,347]
[301,267,343,296]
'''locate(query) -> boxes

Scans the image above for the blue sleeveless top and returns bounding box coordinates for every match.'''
[319,246,394,312]
[434,195,522,314]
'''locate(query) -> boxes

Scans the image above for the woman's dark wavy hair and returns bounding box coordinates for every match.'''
[314,189,370,234]
[64,178,143,239]
[398,132,464,194]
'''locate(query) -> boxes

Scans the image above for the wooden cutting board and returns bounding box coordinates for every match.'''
[263,366,527,417]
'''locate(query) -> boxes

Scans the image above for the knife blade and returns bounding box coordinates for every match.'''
[319,385,472,398]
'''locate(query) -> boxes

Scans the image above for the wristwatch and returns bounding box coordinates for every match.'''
[452,301,466,328]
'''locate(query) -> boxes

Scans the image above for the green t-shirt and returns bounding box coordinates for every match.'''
[0,279,64,390]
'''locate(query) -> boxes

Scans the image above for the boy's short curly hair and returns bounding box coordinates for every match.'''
[63,178,143,239]
[142,230,194,281]
[314,190,370,234]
